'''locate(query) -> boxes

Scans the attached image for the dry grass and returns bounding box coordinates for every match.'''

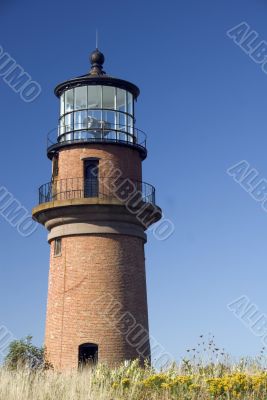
[2,337,267,399]
[1,358,267,400]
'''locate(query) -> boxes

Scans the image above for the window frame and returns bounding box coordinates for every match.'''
[54,238,62,257]
[52,155,59,179]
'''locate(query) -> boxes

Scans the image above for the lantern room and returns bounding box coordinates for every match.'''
[47,49,147,160]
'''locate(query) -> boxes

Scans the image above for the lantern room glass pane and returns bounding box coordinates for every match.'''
[88,110,102,124]
[116,89,126,113]
[74,86,87,110]
[127,116,134,136]
[118,111,126,130]
[88,86,102,109]
[127,93,133,116]
[59,117,65,135]
[60,94,65,116]
[64,114,73,132]
[74,111,87,130]
[65,89,74,113]
[87,110,101,133]
[102,110,115,129]
[87,110,103,140]
[102,86,115,109]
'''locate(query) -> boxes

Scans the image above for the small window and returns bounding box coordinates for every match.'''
[52,156,59,178]
[54,238,62,257]
[84,159,99,198]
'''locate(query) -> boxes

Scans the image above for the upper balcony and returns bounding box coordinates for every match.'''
[47,122,147,160]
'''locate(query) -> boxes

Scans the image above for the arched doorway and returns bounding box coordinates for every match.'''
[78,343,98,366]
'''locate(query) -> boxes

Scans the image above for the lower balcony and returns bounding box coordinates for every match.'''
[33,177,162,232]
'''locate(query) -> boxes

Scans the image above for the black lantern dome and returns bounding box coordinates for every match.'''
[54,49,140,98]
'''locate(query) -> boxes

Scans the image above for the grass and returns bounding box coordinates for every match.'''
[2,358,267,400]
[2,337,267,399]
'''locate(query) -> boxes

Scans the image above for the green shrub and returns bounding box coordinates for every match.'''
[4,335,50,370]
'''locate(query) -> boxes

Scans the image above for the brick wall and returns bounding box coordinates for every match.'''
[55,145,142,182]
[45,234,150,370]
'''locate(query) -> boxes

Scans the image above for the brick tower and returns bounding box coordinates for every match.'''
[32,49,162,371]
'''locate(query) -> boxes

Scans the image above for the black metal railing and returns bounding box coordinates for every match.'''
[47,123,147,159]
[39,177,156,206]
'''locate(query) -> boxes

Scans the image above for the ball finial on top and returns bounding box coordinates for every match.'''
[90,49,105,68]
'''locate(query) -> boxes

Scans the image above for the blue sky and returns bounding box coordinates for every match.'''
[1,0,267,363]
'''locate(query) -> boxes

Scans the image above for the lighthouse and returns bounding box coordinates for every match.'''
[32,49,162,370]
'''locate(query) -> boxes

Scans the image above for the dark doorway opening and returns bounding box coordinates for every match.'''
[78,343,98,367]
[84,159,99,198]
